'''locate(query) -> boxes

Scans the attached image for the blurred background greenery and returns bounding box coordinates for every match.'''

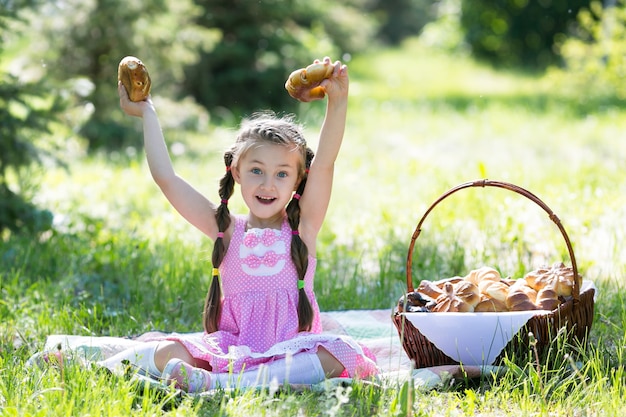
[1,0,625,236]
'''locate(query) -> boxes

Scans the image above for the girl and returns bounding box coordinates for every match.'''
[105,57,379,392]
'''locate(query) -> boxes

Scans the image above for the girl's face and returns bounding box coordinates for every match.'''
[233,142,302,229]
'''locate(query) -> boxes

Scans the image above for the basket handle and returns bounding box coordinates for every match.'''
[405,179,580,301]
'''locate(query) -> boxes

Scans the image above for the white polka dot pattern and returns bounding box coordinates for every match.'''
[167,215,379,379]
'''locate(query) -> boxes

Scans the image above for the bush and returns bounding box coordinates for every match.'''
[546,0,626,107]
[460,0,592,69]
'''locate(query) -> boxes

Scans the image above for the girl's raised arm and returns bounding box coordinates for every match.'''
[298,59,349,244]
[118,83,219,239]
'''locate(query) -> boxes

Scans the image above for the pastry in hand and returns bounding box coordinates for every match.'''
[118,56,151,102]
[285,61,334,102]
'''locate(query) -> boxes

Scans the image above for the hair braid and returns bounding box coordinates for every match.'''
[203,151,235,333]
[286,147,315,332]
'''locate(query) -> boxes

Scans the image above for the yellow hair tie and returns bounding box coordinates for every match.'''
[297,280,305,290]
[212,268,220,277]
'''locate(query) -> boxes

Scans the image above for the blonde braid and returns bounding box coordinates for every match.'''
[203,151,234,333]
[286,147,315,332]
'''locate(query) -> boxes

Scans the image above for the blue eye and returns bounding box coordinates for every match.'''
[251,168,262,175]
[277,172,287,178]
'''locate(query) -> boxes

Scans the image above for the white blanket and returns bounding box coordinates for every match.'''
[44,308,508,390]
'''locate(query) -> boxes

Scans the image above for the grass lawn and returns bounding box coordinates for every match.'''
[1,38,625,415]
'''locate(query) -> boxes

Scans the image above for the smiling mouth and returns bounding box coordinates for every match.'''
[256,196,276,205]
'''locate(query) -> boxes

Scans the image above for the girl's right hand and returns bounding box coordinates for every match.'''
[118,81,152,118]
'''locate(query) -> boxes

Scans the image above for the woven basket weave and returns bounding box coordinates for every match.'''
[392,179,595,368]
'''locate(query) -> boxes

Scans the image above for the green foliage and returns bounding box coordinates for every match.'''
[460,0,592,69]
[546,0,626,107]
[182,0,374,119]
[0,74,63,235]
[366,0,439,45]
[19,0,220,150]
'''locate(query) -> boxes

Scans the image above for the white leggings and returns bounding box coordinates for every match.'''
[97,341,162,378]
[211,352,326,388]
[97,341,327,389]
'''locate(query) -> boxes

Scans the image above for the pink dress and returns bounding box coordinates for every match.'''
[167,215,378,379]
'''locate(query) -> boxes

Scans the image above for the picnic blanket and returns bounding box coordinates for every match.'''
[43,308,504,391]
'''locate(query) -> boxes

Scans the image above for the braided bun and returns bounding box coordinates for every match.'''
[432,282,475,312]
[416,280,444,300]
[474,296,509,312]
[477,279,510,303]
[524,262,577,297]
[535,286,561,310]
[453,281,481,308]
[464,266,501,286]
[505,280,538,311]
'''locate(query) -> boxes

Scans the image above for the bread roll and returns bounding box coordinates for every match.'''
[505,280,538,311]
[525,262,577,297]
[478,279,510,302]
[464,266,501,286]
[118,56,151,102]
[453,281,481,308]
[474,297,509,312]
[432,282,475,312]
[285,62,334,102]
[535,286,561,310]
[416,280,444,300]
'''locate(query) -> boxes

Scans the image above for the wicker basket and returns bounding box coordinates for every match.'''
[392,179,595,368]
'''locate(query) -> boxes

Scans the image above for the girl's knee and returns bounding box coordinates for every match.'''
[316,347,345,378]
[154,340,210,371]
[154,341,192,371]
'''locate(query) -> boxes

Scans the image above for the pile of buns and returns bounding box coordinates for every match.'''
[285,62,334,102]
[397,262,580,313]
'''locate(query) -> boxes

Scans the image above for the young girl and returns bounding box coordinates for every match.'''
[104,57,379,392]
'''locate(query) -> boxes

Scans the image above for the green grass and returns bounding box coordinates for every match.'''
[2,39,626,415]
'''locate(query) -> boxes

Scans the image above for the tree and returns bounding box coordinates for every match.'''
[182,0,376,118]
[25,0,220,150]
[0,0,61,235]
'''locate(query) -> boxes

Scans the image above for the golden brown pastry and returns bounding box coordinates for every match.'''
[478,279,510,303]
[118,56,151,102]
[524,262,577,297]
[535,286,561,310]
[432,282,475,312]
[505,280,538,311]
[464,266,501,286]
[474,296,509,312]
[285,62,334,102]
[453,281,481,308]
[416,280,444,300]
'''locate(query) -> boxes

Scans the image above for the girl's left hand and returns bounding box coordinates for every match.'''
[318,57,349,101]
